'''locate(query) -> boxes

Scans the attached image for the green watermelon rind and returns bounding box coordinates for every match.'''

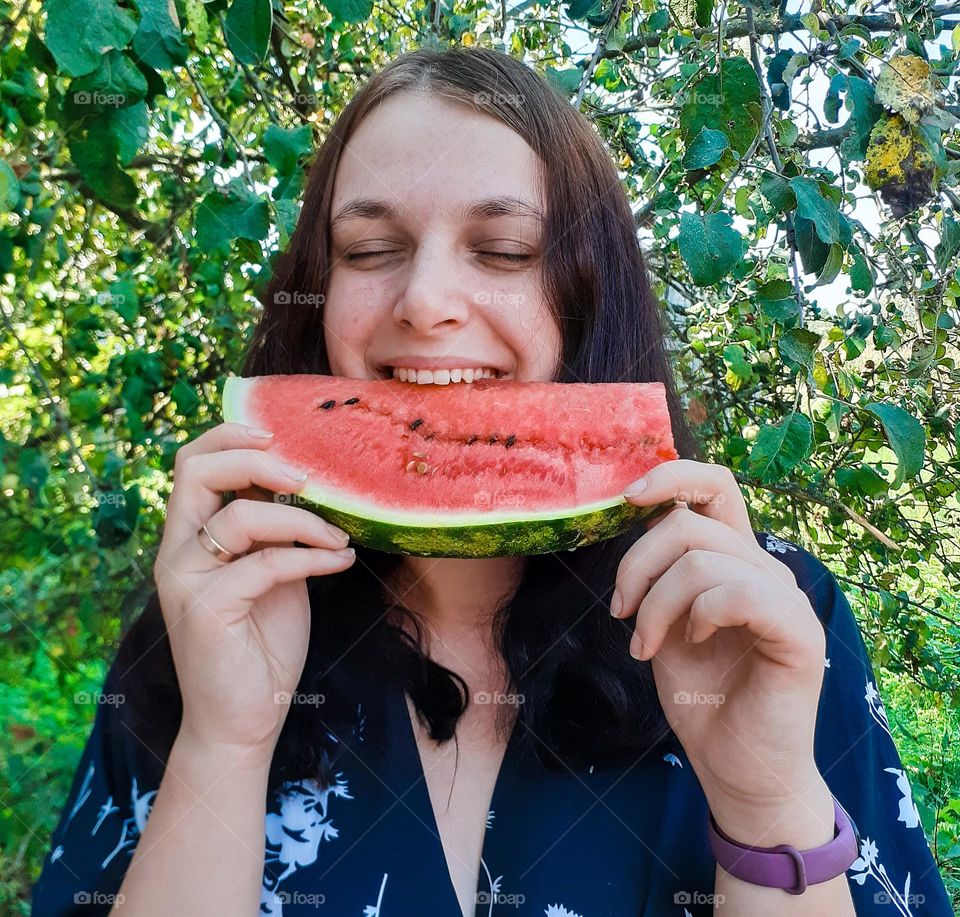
[222,375,676,558]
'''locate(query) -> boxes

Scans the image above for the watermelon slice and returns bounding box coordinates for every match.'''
[221,374,678,558]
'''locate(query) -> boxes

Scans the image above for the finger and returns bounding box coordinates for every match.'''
[206,545,357,623]
[175,421,277,467]
[165,449,313,549]
[631,551,823,665]
[623,459,752,536]
[612,507,796,617]
[184,500,350,573]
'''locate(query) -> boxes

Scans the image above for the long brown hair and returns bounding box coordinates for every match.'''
[117,46,702,791]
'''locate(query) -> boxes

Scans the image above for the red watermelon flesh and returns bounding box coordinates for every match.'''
[222,373,678,557]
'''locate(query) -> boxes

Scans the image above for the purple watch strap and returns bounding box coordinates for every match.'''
[707,795,861,895]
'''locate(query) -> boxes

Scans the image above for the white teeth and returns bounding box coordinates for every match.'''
[389,366,503,383]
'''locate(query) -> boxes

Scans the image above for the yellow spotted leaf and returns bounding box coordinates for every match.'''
[874,54,940,125]
[864,113,937,217]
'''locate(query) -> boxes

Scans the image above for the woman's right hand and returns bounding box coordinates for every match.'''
[154,422,357,759]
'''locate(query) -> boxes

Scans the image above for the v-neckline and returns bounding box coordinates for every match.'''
[390,680,523,917]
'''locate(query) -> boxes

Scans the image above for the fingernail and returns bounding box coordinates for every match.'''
[334,529,351,546]
[685,618,694,642]
[629,632,645,659]
[336,547,355,559]
[624,477,647,497]
[247,426,274,438]
[610,591,623,617]
[281,463,308,481]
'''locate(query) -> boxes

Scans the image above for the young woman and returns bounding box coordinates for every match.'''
[33,47,952,917]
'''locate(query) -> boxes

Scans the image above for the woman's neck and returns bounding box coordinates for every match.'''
[385,555,525,635]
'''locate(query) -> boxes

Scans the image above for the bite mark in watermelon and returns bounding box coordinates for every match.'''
[221,374,678,558]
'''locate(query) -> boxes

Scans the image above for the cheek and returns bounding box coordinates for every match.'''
[322,301,379,373]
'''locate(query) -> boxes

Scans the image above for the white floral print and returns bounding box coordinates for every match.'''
[763,534,799,554]
[260,774,353,916]
[362,872,388,916]
[865,679,893,738]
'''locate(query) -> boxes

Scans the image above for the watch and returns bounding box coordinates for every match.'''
[707,795,862,895]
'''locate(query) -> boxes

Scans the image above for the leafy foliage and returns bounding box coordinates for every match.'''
[0,0,958,910]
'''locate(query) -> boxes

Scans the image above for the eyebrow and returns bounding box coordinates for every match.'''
[330,195,544,227]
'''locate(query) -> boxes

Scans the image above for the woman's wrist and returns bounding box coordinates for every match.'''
[172,727,278,777]
[703,772,837,851]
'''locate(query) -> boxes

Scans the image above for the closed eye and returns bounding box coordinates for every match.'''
[477,251,531,263]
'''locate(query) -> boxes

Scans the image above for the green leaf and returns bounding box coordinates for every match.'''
[109,102,149,165]
[44,0,138,77]
[722,343,753,388]
[67,120,138,208]
[195,183,271,249]
[788,177,839,244]
[748,413,813,483]
[864,402,925,487]
[682,127,728,169]
[795,214,830,276]
[263,124,313,176]
[224,0,273,64]
[935,213,959,273]
[678,211,745,285]
[841,77,883,161]
[69,51,148,112]
[815,242,844,287]
[0,161,20,211]
[778,328,821,372]
[849,249,874,294]
[756,278,799,323]
[679,57,763,156]
[758,173,795,213]
[325,0,374,23]
[131,0,189,70]
[545,66,583,96]
[172,379,200,416]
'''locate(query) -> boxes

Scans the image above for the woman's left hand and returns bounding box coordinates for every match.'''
[613,459,829,824]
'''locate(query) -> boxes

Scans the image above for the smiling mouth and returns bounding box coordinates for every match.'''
[375,366,511,383]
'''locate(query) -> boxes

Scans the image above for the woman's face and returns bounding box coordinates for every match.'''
[323,91,562,384]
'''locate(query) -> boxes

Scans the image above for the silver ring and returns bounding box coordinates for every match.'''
[197,522,239,563]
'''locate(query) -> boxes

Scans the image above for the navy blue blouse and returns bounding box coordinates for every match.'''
[32,531,954,916]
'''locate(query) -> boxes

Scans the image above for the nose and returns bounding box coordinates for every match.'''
[393,241,470,333]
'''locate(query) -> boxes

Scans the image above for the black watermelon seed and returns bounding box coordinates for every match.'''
[505,435,517,448]
[488,435,498,444]
[320,400,336,409]
[466,434,478,444]
[344,397,360,405]
[410,418,424,430]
